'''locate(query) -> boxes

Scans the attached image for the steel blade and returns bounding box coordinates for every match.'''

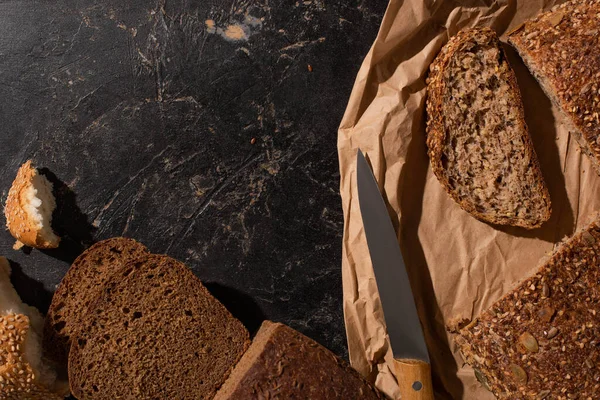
[356,149,429,362]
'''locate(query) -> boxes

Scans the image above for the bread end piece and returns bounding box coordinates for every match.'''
[4,160,60,249]
[426,27,551,229]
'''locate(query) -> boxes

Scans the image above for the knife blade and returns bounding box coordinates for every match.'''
[356,149,433,400]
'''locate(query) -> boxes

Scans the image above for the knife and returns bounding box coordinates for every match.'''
[356,150,433,400]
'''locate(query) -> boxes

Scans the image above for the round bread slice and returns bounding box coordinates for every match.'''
[44,237,149,366]
[426,27,551,229]
[68,254,250,399]
[4,160,60,249]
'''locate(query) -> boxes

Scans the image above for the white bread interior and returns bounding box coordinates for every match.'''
[24,173,60,245]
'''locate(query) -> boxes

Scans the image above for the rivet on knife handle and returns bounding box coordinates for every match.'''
[394,359,434,400]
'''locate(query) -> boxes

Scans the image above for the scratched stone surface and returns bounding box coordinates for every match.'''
[0,0,385,365]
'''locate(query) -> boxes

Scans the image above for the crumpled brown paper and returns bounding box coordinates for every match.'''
[337,1,600,398]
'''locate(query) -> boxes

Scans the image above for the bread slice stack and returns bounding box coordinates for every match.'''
[44,237,249,399]
[44,238,150,366]
[68,254,250,399]
[426,27,551,229]
[45,237,381,399]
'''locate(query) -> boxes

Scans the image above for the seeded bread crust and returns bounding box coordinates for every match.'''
[0,313,64,400]
[215,321,384,400]
[454,215,600,399]
[44,238,149,366]
[426,27,551,229]
[509,0,600,176]
[68,254,250,400]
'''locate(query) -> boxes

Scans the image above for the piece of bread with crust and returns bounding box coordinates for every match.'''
[0,256,69,398]
[509,0,600,176]
[44,237,149,367]
[426,27,551,229]
[215,321,385,400]
[454,214,600,398]
[4,160,60,249]
[68,254,250,399]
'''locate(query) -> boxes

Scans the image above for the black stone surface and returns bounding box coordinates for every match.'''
[0,0,385,362]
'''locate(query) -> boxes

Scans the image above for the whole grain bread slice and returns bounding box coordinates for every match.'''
[44,237,149,366]
[454,214,600,398]
[426,27,551,229]
[68,254,250,400]
[509,0,600,176]
[215,321,384,400]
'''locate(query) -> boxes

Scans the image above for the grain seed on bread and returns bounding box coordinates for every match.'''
[426,27,551,229]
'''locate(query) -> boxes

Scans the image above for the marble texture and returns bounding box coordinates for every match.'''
[0,0,385,360]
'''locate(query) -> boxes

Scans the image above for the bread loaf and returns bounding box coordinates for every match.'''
[509,0,600,175]
[426,27,551,229]
[455,215,600,399]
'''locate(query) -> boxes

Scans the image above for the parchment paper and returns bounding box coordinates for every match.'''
[337,1,600,398]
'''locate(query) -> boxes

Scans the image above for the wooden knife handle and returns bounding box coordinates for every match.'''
[394,358,434,400]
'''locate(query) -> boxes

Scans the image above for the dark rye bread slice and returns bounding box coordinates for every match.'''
[215,321,384,400]
[426,27,551,229]
[68,254,250,400]
[44,237,149,366]
[509,0,600,176]
[454,215,600,399]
